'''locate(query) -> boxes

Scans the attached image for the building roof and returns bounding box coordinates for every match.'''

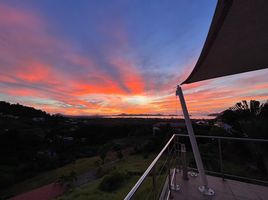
[182,0,268,84]
[153,122,185,128]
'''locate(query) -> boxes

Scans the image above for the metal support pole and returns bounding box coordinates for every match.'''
[218,138,224,180]
[176,85,214,195]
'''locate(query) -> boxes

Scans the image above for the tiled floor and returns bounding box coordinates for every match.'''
[170,172,268,200]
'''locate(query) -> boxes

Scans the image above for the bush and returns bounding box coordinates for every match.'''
[143,154,149,159]
[98,171,128,192]
[116,150,123,160]
[57,170,77,191]
[96,166,116,178]
[99,144,110,164]
[126,170,143,176]
[95,159,102,166]
[0,172,15,189]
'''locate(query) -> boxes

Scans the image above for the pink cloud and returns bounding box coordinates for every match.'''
[0,4,41,28]
[109,57,145,94]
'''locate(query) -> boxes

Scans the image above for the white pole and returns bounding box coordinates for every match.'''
[176,85,214,195]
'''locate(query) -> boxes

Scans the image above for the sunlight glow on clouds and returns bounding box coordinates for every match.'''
[123,95,152,106]
[0,0,267,116]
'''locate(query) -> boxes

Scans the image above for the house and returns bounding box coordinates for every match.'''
[63,136,74,145]
[196,120,209,126]
[214,121,232,133]
[152,121,186,135]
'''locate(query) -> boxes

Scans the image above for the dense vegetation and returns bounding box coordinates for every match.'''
[0,101,173,198]
[0,101,49,118]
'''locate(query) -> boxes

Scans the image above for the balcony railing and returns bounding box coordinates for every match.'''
[178,134,268,185]
[124,134,179,200]
[124,134,268,200]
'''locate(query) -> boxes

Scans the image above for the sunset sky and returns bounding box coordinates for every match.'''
[0,0,268,116]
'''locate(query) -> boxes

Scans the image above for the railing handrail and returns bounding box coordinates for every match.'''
[124,134,176,200]
[175,133,268,142]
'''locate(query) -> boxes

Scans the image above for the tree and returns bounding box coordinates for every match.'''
[219,100,268,134]
[98,171,128,192]
[218,100,268,175]
[116,150,123,160]
[99,144,110,164]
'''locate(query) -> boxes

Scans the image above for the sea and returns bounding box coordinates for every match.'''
[103,115,216,120]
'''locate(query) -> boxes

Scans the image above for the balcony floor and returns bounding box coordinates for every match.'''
[170,172,268,200]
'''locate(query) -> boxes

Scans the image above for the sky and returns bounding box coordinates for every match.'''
[0,0,268,116]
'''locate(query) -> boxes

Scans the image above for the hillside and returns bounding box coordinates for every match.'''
[0,101,49,118]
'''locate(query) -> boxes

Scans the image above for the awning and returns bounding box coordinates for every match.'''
[182,0,268,84]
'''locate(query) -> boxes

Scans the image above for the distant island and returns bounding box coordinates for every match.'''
[207,113,221,117]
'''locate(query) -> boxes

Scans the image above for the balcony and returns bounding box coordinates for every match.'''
[124,134,268,200]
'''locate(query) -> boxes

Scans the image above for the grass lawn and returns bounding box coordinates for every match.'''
[116,154,155,171]
[57,176,142,200]
[2,156,99,198]
[57,154,157,200]
[3,151,160,200]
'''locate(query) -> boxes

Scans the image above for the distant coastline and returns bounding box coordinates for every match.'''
[207,113,220,117]
[116,113,178,117]
[65,113,216,120]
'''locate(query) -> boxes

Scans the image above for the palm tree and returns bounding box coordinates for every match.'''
[219,100,268,175]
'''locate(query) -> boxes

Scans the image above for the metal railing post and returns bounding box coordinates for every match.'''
[168,168,173,199]
[152,165,157,200]
[181,144,189,180]
[176,135,180,172]
[174,139,177,188]
[218,138,224,180]
[176,85,214,195]
[168,146,173,199]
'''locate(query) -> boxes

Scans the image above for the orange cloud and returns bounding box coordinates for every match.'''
[109,57,145,94]
[72,82,125,95]
[15,62,52,83]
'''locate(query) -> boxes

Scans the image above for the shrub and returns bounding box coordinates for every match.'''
[95,159,102,166]
[98,171,128,192]
[99,144,110,164]
[0,172,15,189]
[116,150,123,160]
[143,154,149,159]
[126,170,143,176]
[57,170,77,191]
[96,166,116,178]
